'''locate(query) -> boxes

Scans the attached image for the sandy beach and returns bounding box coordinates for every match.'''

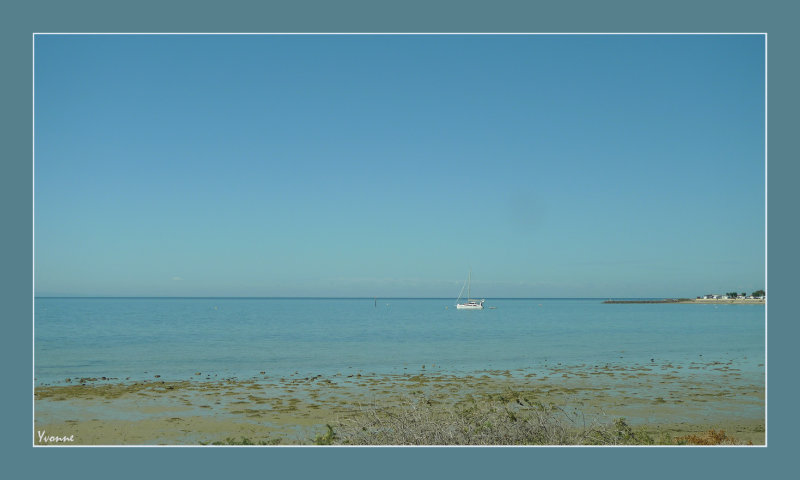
[34,358,765,446]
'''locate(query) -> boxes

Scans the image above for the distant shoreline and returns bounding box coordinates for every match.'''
[604,298,765,305]
[34,296,763,302]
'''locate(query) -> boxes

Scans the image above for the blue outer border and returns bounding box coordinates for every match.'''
[4,0,795,478]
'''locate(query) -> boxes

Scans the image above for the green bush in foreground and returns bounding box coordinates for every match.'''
[201,436,281,445]
[313,424,337,445]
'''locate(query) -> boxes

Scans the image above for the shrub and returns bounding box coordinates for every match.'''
[202,436,281,445]
[313,424,337,445]
[329,393,653,446]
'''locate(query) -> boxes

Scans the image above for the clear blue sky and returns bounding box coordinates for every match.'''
[34,34,765,298]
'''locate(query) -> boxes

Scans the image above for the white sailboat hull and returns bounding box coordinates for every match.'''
[456,302,484,310]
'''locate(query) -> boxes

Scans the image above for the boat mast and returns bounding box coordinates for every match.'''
[468,270,471,300]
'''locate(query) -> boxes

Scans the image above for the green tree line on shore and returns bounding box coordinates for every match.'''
[724,290,765,298]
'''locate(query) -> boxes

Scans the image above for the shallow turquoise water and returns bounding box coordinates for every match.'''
[34,298,765,386]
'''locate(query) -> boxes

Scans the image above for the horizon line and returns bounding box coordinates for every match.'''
[34,295,686,300]
[32,33,768,35]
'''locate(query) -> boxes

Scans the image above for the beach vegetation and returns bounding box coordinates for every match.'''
[329,393,658,446]
[586,418,655,445]
[202,436,281,445]
[674,429,751,446]
[313,424,337,445]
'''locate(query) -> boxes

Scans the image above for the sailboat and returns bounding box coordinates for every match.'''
[456,270,485,310]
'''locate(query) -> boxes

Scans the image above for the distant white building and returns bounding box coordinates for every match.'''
[699,293,762,301]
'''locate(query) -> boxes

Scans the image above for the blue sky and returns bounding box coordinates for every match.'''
[34,34,765,297]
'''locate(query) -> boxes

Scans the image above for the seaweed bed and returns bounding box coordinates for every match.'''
[34,361,765,446]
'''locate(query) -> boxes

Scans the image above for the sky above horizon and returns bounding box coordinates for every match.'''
[34,34,765,298]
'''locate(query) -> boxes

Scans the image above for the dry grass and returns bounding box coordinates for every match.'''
[330,392,655,446]
[675,429,751,446]
[195,392,757,446]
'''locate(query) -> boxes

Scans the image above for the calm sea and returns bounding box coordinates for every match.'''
[33,298,766,386]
